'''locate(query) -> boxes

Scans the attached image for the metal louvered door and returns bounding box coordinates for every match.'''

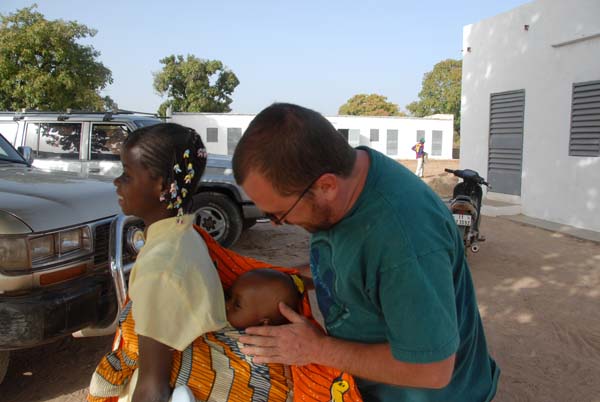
[488,90,525,196]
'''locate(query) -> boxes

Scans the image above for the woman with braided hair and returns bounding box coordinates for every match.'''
[90,123,364,402]
[107,123,228,402]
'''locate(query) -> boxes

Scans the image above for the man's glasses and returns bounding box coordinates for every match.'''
[265,175,322,225]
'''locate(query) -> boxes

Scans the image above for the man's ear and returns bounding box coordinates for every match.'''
[314,173,338,200]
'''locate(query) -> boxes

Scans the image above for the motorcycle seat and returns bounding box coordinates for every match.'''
[453,195,472,203]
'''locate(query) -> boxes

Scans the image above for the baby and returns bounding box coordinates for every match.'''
[225,268,303,330]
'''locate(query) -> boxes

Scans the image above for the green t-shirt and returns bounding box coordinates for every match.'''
[310,147,499,402]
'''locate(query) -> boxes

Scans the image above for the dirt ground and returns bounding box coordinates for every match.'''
[1,161,599,402]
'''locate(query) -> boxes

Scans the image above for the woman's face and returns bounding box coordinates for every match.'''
[113,146,164,220]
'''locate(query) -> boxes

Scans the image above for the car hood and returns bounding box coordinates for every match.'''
[206,153,233,169]
[0,164,119,233]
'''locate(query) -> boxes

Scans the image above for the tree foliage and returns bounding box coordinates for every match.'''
[153,54,239,116]
[338,93,404,116]
[0,5,113,111]
[406,59,462,137]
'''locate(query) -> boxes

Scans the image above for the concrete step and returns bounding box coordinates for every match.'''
[481,198,522,217]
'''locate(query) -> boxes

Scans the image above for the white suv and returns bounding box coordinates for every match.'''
[0,110,263,247]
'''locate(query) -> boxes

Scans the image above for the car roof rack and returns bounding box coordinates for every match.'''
[2,109,159,122]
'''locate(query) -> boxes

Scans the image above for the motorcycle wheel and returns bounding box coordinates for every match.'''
[458,225,470,255]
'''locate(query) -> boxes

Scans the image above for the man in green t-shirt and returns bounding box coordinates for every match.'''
[233,103,500,401]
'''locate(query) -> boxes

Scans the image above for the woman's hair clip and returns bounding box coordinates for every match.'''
[174,196,183,209]
[183,149,190,159]
[173,163,182,174]
[181,188,188,198]
[176,207,184,224]
[197,148,207,159]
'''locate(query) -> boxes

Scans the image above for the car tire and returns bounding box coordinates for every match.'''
[0,351,9,384]
[193,192,243,248]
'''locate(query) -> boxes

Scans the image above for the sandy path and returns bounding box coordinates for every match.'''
[471,218,600,402]
[1,218,598,402]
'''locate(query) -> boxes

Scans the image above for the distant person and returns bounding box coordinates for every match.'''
[232,103,500,402]
[412,137,426,177]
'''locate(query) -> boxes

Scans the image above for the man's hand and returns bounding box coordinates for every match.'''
[239,302,325,365]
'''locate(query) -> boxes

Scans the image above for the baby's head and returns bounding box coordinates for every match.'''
[226,269,302,330]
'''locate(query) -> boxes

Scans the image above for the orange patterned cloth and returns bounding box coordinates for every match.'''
[88,226,362,402]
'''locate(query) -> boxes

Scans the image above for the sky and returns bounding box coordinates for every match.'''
[1,0,531,116]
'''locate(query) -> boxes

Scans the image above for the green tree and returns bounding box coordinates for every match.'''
[0,5,113,111]
[153,54,239,116]
[406,59,462,140]
[102,95,118,112]
[338,93,404,116]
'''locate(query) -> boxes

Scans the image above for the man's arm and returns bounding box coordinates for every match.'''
[240,303,455,389]
[131,336,173,402]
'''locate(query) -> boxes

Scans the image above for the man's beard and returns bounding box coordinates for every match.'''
[302,200,335,233]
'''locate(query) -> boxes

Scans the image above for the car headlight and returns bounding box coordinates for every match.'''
[0,238,29,270]
[126,226,145,254]
[30,235,55,262]
[59,228,85,254]
[0,226,93,273]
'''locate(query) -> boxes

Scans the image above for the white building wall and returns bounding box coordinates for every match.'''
[172,113,255,156]
[461,0,600,232]
[172,112,454,160]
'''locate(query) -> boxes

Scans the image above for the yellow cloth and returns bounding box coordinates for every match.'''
[128,214,228,351]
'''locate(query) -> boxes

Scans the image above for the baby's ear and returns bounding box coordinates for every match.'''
[260,318,270,326]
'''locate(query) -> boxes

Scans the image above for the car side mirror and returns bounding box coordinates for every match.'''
[17,146,34,165]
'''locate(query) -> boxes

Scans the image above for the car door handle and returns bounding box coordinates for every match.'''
[89,168,101,173]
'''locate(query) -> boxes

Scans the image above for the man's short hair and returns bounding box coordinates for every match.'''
[232,103,356,195]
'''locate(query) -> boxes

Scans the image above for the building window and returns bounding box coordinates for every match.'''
[91,124,128,161]
[569,80,600,157]
[25,122,81,160]
[416,129,425,143]
[206,127,218,143]
[432,130,443,156]
[386,129,398,155]
[338,129,349,141]
[227,127,242,156]
[348,129,360,147]
[370,129,379,142]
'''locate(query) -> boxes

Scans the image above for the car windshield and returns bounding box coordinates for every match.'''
[0,134,27,164]
[133,119,162,128]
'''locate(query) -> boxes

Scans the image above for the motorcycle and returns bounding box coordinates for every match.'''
[445,168,491,254]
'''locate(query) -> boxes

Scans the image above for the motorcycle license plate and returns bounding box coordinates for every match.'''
[453,214,472,226]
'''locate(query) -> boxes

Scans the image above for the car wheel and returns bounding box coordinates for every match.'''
[0,351,9,384]
[193,192,243,248]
